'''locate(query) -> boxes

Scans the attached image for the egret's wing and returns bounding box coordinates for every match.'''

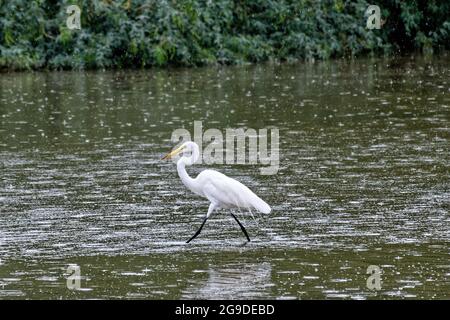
[201,171,271,214]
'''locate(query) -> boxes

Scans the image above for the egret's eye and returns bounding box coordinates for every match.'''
[183,148,192,157]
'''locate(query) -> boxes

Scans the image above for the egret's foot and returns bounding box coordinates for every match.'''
[238,240,249,247]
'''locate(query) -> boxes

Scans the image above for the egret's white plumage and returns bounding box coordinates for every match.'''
[191,169,271,213]
[162,141,271,242]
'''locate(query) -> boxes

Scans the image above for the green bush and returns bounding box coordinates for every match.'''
[0,0,448,70]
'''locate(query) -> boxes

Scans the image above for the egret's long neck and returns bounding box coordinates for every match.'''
[177,159,198,193]
[176,142,201,194]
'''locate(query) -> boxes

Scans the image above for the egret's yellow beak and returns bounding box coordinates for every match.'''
[161,145,185,160]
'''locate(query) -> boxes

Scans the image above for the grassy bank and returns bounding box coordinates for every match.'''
[0,0,449,70]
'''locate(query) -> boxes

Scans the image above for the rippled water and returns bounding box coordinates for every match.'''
[1,55,449,299]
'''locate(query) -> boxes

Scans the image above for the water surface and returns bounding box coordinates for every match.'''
[0,55,449,299]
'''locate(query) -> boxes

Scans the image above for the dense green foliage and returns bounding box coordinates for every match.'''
[0,0,449,70]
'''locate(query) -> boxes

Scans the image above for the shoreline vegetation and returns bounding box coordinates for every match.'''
[0,0,449,71]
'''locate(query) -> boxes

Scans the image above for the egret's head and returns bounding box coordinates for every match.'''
[161,141,198,163]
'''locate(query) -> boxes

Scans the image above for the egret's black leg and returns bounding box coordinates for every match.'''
[230,213,251,242]
[186,217,208,243]
[186,204,216,244]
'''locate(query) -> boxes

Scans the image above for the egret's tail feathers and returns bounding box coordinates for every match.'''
[252,197,271,214]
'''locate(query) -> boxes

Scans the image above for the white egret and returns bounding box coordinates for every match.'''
[162,141,271,243]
